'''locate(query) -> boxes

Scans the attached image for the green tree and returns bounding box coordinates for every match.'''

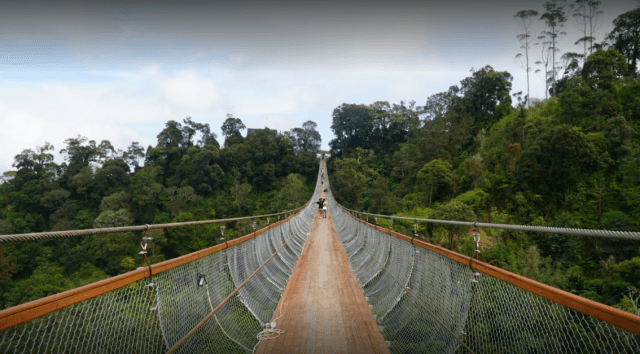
[606,8,640,76]
[99,191,132,212]
[329,103,373,158]
[184,116,219,148]
[289,120,322,154]
[332,158,367,208]
[416,159,455,207]
[519,125,597,211]
[231,182,252,213]
[40,189,70,212]
[164,186,197,216]
[175,144,224,196]
[130,166,164,222]
[274,174,308,211]
[6,263,74,306]
[221,114,246,147]
[94,158,130,198]
[431,202,475,249]
[459,65,514,131]
[164,212,207,257]
[59,136,100,180]
[93,209,134,228]
[123,141,145,170]
[582,48,628,91]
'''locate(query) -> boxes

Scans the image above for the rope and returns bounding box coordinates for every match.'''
[343,208,640,241]
[251,299,285,354]
[0,207,305,244]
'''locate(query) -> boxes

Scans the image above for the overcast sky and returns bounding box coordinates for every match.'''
[1,0,638,173]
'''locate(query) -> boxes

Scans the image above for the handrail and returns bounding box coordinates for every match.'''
[342,208,640,241]
[339,206,640,336]
[0,205,308,331]
[0,207,305,244]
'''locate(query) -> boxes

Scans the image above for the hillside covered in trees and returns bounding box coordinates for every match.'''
[328,5,640,315]
[0,117,320,310]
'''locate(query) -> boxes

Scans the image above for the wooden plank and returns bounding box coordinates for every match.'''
[255,197,390,354]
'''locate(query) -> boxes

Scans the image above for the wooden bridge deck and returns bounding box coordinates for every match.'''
[255,197,390,354]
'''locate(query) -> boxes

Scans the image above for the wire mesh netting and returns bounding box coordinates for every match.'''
[326,187,640,354]
[0,167,323,354]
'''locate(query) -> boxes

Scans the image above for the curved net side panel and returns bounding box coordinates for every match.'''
[327,194,640,354]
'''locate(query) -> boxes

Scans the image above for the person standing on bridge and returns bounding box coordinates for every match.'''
[316,198,324,218]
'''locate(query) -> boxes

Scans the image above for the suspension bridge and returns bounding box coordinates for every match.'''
[1,160,639,353]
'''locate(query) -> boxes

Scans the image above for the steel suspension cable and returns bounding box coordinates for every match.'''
[343,208,640,241]
[0,207,305,244]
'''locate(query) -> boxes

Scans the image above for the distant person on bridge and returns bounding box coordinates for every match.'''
[316,198,324,218]
[316,198,327,218]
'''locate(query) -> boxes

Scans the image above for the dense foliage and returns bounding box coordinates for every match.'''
[328,7,640,314]
[0,117,320,309]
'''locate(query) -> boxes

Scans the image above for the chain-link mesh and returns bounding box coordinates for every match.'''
[0,165,323,354]
[327,189,640,354]
[0,280,167,353]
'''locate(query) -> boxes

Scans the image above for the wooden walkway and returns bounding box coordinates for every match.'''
[255,196,390,354]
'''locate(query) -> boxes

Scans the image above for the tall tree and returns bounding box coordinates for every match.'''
[290,120,321,154]
[540,0,568,96]
[571,0,603,59]
[183,116,219,148]
[329,103,373,158]
[534,34,553,99]
[458,65,513,131]
[422,89,458,122]
[607,8,640,77]
[416,159,455,207]
[221,114,246,147]
[515,10,540,107]
[581,48,628,91]
[123,142,144,170]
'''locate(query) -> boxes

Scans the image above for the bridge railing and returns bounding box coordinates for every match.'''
[326,180,640,353]
[0,164,325,354]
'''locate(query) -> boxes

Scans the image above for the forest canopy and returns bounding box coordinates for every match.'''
[328,6,640,315]
[0,117,321,309]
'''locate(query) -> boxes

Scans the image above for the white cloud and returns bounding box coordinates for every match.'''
[159,71,223,110]
[143,63,161,75]
[0,63,540,175]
